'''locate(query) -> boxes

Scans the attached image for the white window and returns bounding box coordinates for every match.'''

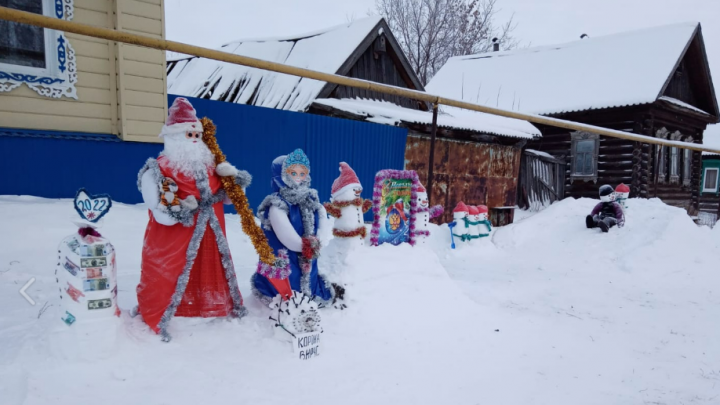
[0,0,76,98]
[703,168,719,193]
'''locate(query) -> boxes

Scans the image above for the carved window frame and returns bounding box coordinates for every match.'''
[570,131,599,182]
[0,0,77,99]
[682,136,693,186]
[669,131,682,184]
[655,128,669,184]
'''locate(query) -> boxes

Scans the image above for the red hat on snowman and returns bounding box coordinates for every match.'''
[615,183,630,193]
[331,162,362,198]
[453,202,469,213]
[468,205,480,216]
[417,184,427,193]
[160,97,203,137]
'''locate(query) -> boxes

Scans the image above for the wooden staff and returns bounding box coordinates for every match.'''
[201,117,276,265]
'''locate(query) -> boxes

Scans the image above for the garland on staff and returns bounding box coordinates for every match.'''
[201,117,276,266]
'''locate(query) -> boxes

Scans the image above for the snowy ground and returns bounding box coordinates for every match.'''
[1,195,719,404]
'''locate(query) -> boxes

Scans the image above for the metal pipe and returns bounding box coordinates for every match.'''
[1,6,719,154]
[427,103,439,203]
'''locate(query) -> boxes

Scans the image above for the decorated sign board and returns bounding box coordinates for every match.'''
[269,292,323,360]
[370,170,422,246]
[56,189,119,325]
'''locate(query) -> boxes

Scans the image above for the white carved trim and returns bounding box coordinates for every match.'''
[0,0,77,99]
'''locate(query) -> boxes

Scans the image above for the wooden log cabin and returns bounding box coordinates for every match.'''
[166,17,541,225]
[427,23,720,215]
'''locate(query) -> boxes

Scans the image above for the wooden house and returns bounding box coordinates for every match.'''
[427,23,720,214]
[166,17,540,224]
[0,0,168,142]
[699,129,720,225]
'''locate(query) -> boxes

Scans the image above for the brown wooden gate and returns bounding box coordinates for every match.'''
[518,149,566,210]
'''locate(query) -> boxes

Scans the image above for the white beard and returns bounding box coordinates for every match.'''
[161,134,215,177]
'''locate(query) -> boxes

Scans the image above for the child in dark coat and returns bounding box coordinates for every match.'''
[586,184,625,233]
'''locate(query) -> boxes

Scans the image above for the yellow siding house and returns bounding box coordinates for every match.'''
[0,0,167,143]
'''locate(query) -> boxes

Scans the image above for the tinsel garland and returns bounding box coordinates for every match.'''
[370,170,421,246]
[257,249,291,279]
[200,117,276,266]
[333,227,367,239]
[154,165,247,342]
[324,198,372,218]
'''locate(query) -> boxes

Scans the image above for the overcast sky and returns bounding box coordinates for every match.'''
[165,0,720,138]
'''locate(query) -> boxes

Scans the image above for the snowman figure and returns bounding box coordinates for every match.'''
[413,183,443,244]
[324,162,372,248]
[467,205,481,240]
[476,205,492,238]
[614,184,630,213]
[451,202,471,242]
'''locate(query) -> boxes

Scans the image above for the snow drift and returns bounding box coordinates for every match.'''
[0,195,718,405]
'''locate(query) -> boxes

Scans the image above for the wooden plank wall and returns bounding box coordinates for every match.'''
[115,0,167,143]
[530,106,710,214]
[0,0,116,134]
[332,36,420,110]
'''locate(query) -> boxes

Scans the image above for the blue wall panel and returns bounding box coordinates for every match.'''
[0,96,408,219]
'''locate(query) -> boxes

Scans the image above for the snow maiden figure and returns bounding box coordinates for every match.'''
[414,183,443,244]
[136,97,250,342]
[324,162,372,248]
[251,149,343,307]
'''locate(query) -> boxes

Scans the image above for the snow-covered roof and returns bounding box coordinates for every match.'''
[427,22,707,116]
[311,98,540,139]
[167,17,383,111]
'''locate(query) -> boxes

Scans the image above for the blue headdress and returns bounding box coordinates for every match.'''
[284,149,310,171]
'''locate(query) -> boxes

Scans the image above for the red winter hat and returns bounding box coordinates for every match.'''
[477,205,489,214]
[331,162,362,197]
[453,202,469,213]
[160,97,203,137]
[468,206,480,215]
[615,183,630,193]
[417,184,427,193]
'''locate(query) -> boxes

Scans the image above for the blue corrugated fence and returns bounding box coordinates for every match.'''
[0,95,408,219]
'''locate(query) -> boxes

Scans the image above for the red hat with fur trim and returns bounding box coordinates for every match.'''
[160,97,203,137]
[331,162,362,197]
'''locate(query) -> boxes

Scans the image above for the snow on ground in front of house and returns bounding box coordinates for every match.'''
[0,195,719,404]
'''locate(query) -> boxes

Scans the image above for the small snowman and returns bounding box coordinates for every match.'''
[413,183,443,244]
[324,162,372,249]
[614,184,630,213]
[476,205,492,238]
[467,206,481,240]
[451,202,471,242]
